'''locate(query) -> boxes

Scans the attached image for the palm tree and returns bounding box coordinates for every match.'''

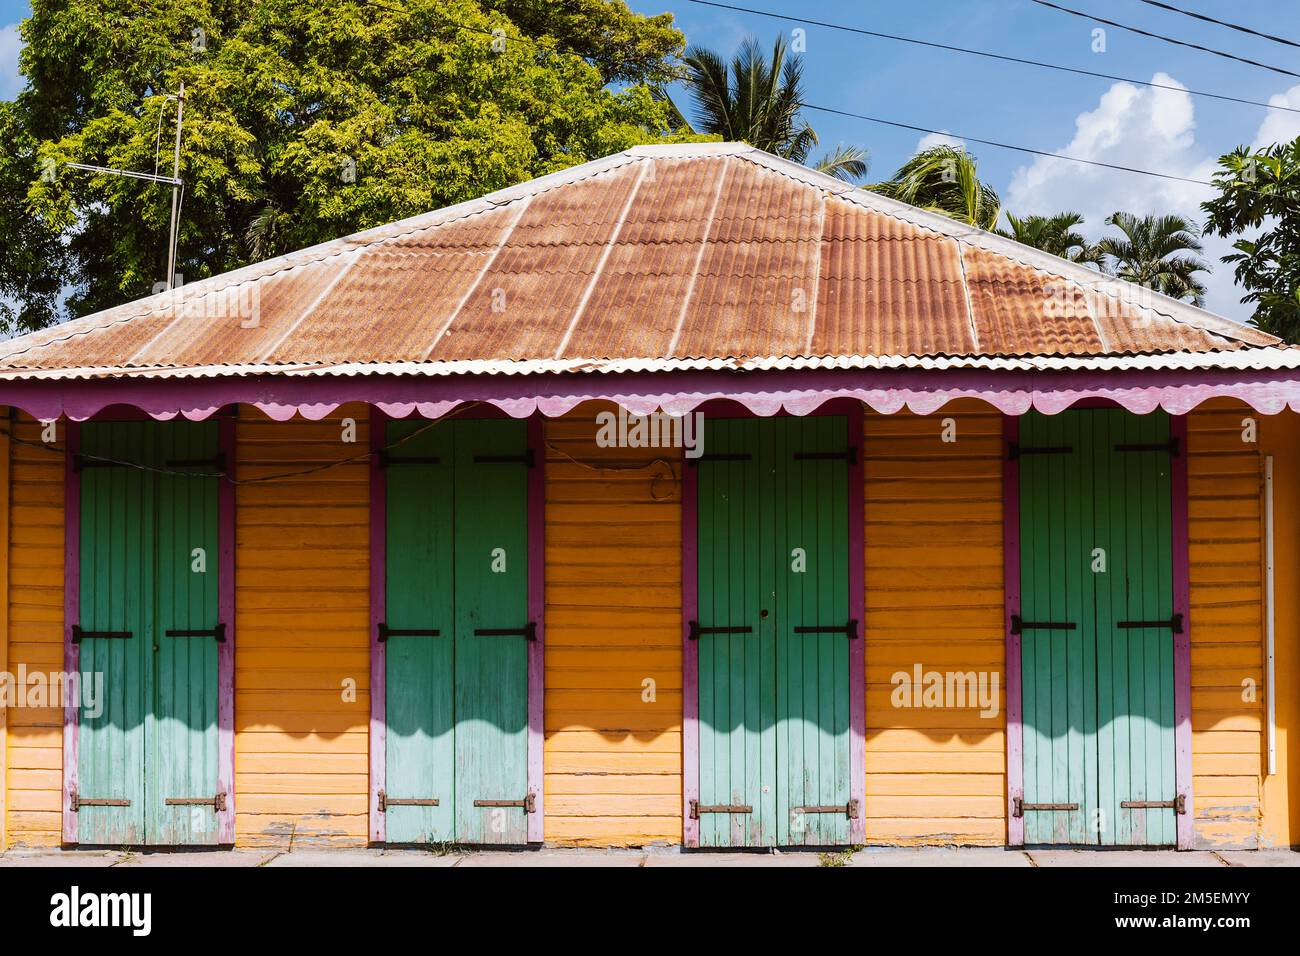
[679,36,868,182]
[1000,212,1104,267]
[1097,212,1210,305]
[869,145,1001,230]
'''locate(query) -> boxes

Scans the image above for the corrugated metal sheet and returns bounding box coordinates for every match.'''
[0,143,1279,380]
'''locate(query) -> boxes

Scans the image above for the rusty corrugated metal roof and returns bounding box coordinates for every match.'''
[0,142,1278,378]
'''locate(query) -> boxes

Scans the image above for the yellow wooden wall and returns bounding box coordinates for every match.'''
[1187,401,1266,848]
[3,414,65,847]
[542,403,682,846]
[863,401,1007,845]
[233,405,371,847]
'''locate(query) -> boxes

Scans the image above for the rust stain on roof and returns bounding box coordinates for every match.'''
[0,143,1278,375]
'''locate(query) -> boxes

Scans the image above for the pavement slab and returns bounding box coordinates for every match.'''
[1025,849,1228,867]
[850,847,1033,867]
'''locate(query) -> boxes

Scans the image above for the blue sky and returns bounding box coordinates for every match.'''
[3,1,1299,319]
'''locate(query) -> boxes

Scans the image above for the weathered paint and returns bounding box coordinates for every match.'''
[543,404,681,846]
[368,408,387,843]
[864,403,1006,845]
[217,412,236,843]
[1003,414,1023,846]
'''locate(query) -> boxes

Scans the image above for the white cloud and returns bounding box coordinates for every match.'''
[0,23,22,100]
[1004,74,1300,322]
[916,130,965,152]
[1252,84,1300,149]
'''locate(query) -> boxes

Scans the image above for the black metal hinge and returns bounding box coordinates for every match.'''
[689,800,753,818]
[793,447,858,464]
[474,622,537,641]
[794,799,860,819]
[165,453,228,474]
[1012,797,1080,817]
[377,623,442,643]
[686,452,752,467]
[378,452,441,468]
[164,623,226,642]
[474,793,536,813]
[378,790,440,812]
[793,620,860,639]
[1116,438,1179,457]
[71,625,132,643]
[69,789,131,812]
[165,793,227,811]
[473,450,536,468]
[1010,615,1076,635]
[1122,795,1187,814]
[687,621,754,640]
[1117,614,1183,633]
[1007,442,1073,460]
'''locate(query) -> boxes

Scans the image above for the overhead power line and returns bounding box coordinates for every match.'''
[800,103,1215,186]
[686,0,1299,115]
[1028,0,1300,78]
[1131,0,1300,50]
[360,0,1279,193]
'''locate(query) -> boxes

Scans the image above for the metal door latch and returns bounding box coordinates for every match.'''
[1122,795,1187,814]
[794,799,860,819]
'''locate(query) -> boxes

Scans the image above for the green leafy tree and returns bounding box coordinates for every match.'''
[870,145,1001,230]
[1097,212,1209,306]
[1,0,698,331]
[1201,138,1300,341]
[679,35,868,182]
[999,211,1104,267]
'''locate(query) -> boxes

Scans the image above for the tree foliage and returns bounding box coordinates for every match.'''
[1097,211,1209,306]
[999,211,1103,267]
[1201,138,1300,341]
[870,145,1001,230]
[0,0,699,332]
[679,35,867,182]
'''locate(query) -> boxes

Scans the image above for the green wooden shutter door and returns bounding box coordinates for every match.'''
[384,421,456,843]
[78,420,220,846]
[453,420,530,845]
[1019,409,1175,846]
[383,419,530,844]
[697,416,851,848]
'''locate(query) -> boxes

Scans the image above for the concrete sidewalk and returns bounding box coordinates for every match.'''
[1,846,1296,867]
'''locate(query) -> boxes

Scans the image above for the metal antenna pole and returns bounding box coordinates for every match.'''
[165,82,185,290]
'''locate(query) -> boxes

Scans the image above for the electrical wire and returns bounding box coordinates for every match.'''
[0,403,482,483]
[1028,0,1300,78]
[685,0,1300,115]
[1130,0,1300,50]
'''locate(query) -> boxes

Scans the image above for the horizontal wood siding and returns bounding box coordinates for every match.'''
[234,406,370,846]
[1187,403,1264,848]
[4,414,64,847]
[543,404,682,845]
[864,402,1006,844]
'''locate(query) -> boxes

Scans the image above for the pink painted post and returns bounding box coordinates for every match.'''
[681,438,699,848]
[1002,414,1024,847]
[526,414,545,844]
[847,403,866,844]
[217,409,237,844]
[61,420,80,845]
[1170,413,1194,850]
[368,406,387,844]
